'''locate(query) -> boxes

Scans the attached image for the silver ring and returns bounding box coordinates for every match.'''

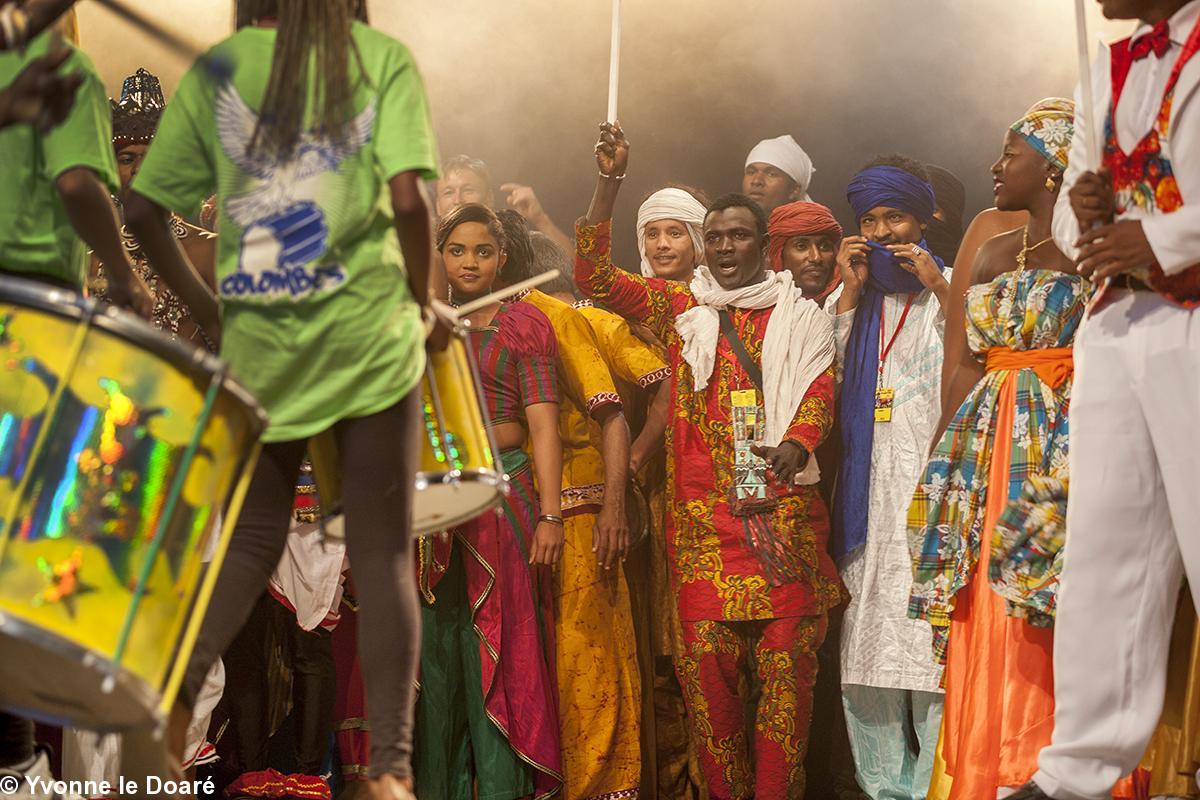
[911,245,922,256]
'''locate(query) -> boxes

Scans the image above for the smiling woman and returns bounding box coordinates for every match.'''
[908,97,1083,800]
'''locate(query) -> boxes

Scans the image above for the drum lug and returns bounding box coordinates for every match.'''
[83,652,117,696]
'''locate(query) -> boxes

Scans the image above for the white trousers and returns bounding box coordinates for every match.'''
[61,659,225,791]
[1034,291,1200,800]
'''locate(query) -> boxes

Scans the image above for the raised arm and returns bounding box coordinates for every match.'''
[0,46,81,132]
[500,182,574,253]
[575,122,686,337]
[586,121,626,226]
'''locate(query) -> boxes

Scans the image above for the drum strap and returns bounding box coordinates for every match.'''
[719,310,763,392]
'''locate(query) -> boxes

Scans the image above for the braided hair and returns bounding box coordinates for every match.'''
[238,0,358,161]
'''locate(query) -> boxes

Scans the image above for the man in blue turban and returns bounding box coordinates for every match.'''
[829,155,950,800]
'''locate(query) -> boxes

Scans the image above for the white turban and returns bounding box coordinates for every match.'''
[636,188,707,279]
[745,135,815,201]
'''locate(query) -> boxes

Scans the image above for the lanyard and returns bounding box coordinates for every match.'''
[878,294,917,379]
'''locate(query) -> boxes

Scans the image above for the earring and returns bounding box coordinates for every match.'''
[1045,175,1058,191]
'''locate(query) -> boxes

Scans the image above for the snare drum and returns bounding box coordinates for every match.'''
[301,328,506,537]
[414,329,507,534]
[0,277,266,732]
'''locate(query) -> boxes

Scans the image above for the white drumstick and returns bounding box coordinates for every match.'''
[607,0,620,123]
[450,270,562,318]
[1074,0,1101,171]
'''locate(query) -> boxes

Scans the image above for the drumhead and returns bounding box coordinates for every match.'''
[0,275,268,434]
[0,611,161,731]
[413,469,508,536]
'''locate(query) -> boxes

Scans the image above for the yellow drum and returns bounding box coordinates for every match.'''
[0,277,266,732]
[413,329,507,534]
[301,328,505,538]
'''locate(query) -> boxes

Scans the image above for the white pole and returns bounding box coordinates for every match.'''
[607,0,621,123]
[1074,0,1100,171]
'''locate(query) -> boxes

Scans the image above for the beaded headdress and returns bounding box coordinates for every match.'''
[111,68,165,148]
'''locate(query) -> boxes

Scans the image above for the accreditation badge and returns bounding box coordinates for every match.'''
[729,388,776,514]
[874,387,895,423]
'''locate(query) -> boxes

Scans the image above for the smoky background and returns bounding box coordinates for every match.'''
[78,0,1131,268]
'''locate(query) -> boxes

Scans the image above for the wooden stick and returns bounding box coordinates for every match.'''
[91,0,205,62]
[607,0,620,123]
[1074,0,1100,171]
[452,270,561,318]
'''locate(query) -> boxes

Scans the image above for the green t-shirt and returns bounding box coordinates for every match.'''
[0,33,118,288]
[133,23,439,442]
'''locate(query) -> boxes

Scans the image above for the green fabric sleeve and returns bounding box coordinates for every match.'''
[374,44,439,182]
[41,46,117,193]
[131,65,215,217]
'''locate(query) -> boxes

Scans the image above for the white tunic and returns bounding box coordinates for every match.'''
[830,283,947,693]
[1053,0,1200,273]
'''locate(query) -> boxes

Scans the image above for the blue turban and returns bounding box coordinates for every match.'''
[832,165,944,563]
[846,165,937,224]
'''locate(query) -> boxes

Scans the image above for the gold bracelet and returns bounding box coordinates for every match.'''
[537,513,564,526]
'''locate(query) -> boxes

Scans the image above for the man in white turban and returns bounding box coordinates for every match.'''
[743,134,815,214]
[636,186,707,281]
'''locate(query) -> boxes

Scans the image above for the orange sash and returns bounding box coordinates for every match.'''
[984,347,1073,389]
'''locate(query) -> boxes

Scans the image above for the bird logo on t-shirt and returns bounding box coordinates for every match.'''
[215,82,376,301]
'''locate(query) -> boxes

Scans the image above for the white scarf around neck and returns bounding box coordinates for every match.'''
[674,267,835,484]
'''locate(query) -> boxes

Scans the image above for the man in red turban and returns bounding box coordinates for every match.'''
[767,201,844,306]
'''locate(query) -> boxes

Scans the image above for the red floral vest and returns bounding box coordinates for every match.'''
[1104,13,1200,306]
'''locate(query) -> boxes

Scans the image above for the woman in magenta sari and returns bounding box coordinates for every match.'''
[413,203,565,800]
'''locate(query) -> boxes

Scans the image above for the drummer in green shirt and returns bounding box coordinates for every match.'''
[0,28,150,312]
[0,24,152,791]
[124,3,442,799]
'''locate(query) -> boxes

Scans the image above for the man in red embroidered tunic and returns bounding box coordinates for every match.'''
[1018,2,1200,799]
[574,123,843,800]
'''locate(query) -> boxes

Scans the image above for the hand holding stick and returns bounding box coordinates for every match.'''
[0,44,82,132]
[0,0,75,51]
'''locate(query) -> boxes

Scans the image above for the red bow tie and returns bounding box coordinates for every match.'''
[1131,19,1171,60]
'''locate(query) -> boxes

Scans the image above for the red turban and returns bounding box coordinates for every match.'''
[767,201,844,302]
